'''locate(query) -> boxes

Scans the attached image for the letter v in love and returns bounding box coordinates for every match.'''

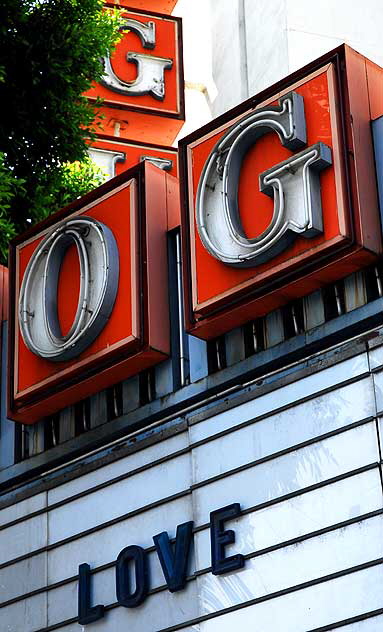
[153,521,194,592]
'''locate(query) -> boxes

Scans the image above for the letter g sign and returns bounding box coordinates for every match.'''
[196,91,332,266]
[19,217,119,362]
[101,17,173,100]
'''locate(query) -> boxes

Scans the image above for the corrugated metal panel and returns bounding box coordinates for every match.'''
[0,347,382,631]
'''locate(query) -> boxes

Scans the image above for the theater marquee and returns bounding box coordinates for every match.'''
[180,46,383,339]
[7,46,383,422]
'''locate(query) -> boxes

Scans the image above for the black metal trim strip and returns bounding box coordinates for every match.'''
[306,608,383,631]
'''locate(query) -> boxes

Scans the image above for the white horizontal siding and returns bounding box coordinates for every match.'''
[372,369,383,413]
[47,546,197,627]
[196,515,383,616]
[45,508,383,628]
[0,552,47,604]
[0,512,47,566]
[0,349,382,632]
[0,592,47,632]
[47,452,192,545]
[51,580,199,632]
[48,431,189,506]
[189,353,370,443]
[326,615,383,631]
[192,423,379,524]
[195,565,383,632]
[0,492,46,527]
[194,468,383,566]
[191,377,374,484]
[47,495,192,585]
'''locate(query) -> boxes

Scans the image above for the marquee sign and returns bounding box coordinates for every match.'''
[85,7,184,144]
[7,45,383,424]
[88,135,178,179]
[8,163,177,423]
[180,45,383,339]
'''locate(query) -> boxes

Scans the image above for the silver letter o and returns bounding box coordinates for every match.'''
[19,217,119,362]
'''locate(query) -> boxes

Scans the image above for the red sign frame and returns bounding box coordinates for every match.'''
[105,1,177,14]
[8,163,178,424]
[86,7,185,144]
[180,45,383,339]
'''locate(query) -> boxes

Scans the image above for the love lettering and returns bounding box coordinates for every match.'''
[78,503,243,624]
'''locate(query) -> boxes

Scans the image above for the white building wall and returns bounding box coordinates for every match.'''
[173,0,215,141]
[209,0,383,116]
[1,343,383,631]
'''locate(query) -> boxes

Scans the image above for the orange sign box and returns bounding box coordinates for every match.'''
[89,136,179,178]
[105,1,177,14]
[180,45,383,339]
[86,8,184,144]
[8,163,178,424]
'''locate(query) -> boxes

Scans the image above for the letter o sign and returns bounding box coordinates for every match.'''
[19,217,119,362]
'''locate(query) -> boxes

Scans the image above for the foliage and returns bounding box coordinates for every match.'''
[0,154,22,263]
[28,157,107,224]
[0,0,122,262]
[0,153,108,263]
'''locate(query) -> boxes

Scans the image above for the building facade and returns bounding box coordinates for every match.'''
[1,2,383,632]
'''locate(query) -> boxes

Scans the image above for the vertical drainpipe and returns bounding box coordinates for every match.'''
[0,266,16,469]
[176,231,188,387]
[238,0,249,101]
